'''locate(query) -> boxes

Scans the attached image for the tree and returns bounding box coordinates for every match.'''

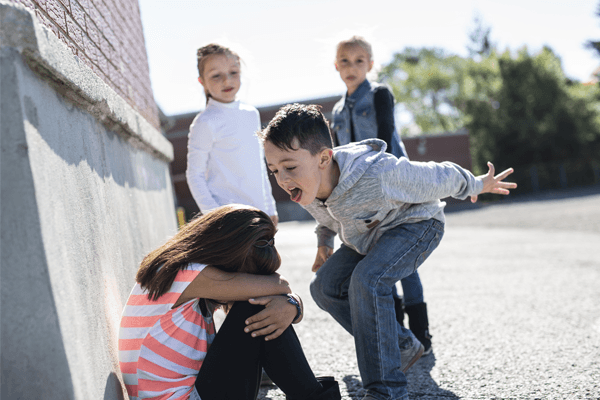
[379,48,467,135]
[586,1,600,57]
[381,42,600,189]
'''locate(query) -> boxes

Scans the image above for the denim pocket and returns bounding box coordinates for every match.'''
[414,225,444,270]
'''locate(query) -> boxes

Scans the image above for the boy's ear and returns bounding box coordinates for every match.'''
[319,149,334,168]
[367,60,374,72]
[198,77,203,85]
[334,62,339,71]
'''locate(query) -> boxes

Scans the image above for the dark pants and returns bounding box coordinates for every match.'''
[195,302,321,400]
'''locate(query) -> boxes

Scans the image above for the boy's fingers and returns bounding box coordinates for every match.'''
[487,162,495,176]
[470,194,478,203]
[312,263,321,272]
[494,168,514,181]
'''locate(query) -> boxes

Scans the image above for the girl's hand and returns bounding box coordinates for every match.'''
[471,162,517,203]
[244,295,296,340]
[312,246,333,272]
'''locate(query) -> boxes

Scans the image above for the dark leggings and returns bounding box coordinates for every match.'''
[195,301,322,400]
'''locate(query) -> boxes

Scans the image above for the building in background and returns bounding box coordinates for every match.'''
[1,1,175,399]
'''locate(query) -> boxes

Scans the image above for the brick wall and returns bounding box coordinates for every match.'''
[9,0,159,129]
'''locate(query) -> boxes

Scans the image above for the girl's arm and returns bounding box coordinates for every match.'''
[174,266,291,307]
[373,86,396,153]
[186,117,221,211]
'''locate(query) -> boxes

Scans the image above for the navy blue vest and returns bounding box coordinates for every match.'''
[331,80,407,158]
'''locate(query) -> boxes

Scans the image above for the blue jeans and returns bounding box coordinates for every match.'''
[310,219,444,400]
[393,271,424,306]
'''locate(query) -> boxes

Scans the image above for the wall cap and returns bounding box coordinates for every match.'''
[0,1,173,162]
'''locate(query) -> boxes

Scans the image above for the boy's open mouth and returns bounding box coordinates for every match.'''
[290,188,302,202]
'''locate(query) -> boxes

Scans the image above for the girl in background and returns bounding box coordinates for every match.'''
[118,204,340,400]
[186,44,278,226]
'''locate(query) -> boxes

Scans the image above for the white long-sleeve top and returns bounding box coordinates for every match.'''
[186,98,277,216]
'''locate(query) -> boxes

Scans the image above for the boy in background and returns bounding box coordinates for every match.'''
[259,104,516,400]
[331,36,431,353]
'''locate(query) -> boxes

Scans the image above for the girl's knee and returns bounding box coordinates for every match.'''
[227,301,264,320]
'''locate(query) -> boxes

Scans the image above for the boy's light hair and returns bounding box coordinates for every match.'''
[336,36,373,61]
[258,104,333,156]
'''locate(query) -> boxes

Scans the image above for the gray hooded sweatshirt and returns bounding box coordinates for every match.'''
[304,139,484,255]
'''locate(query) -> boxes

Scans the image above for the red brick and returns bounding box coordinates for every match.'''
[69,0,85,29]
[65,13,84,50]
[95,0,112,27]
[46,0,66,31]
[73,0,88,10]
[96,51,109,75]
[33,0,47,11]
[77,52,94,70]
[85,15,99,45]
[102,25,116,51]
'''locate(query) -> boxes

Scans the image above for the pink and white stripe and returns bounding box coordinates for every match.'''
[118,263,216,400]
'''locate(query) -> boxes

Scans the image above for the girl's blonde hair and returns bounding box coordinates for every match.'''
[196,43,241,104]
[336,36,373,61]
[136,204,280,301]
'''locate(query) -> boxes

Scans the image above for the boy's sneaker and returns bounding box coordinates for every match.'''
[422,341,433,356]
[400,334,424,373]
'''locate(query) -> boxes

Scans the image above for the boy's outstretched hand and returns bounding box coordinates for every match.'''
[471,162,517,203]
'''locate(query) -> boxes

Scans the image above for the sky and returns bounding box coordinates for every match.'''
[139,0,599,117]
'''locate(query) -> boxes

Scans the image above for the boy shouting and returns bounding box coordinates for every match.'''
[259,104,516,400]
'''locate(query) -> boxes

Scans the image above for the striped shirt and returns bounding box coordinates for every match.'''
[118,263,216,400]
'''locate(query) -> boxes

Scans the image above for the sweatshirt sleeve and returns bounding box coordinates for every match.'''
[186,117,221,211]
[373,86,396,154]
[379,158,484,204]
[315,224,336,249]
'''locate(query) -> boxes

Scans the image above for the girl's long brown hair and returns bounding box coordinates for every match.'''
[136,204,280,301]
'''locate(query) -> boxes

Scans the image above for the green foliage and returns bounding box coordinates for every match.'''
[380,43,600,190]
[379,48,467,134]
[466,46,600,180]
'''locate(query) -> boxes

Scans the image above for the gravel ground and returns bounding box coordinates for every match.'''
[253,188,600,400]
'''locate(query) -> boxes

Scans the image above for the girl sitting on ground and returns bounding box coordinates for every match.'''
[118,204,340,400]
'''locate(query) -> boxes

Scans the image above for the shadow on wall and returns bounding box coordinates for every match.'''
[1,55,74,398]
[104,372,125,400]
[21,90,168,193]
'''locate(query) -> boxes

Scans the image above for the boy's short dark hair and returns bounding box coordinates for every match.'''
[259,104,333,155]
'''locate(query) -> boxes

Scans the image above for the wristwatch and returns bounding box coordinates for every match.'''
[283,294,302,323]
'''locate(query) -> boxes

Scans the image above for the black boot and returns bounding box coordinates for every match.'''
[405,302,432,355]
[394,296,405,327]
[287,376,341,400]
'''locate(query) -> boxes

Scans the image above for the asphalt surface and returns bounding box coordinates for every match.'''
[255,187,600,400]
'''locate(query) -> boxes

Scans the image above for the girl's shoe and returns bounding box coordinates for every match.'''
[405,302,432,355]
[287,376,341,400]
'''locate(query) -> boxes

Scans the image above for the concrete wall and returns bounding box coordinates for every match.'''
[1,3,176,399]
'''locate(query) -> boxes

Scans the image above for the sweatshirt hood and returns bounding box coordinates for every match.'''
[328,138,388,202]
